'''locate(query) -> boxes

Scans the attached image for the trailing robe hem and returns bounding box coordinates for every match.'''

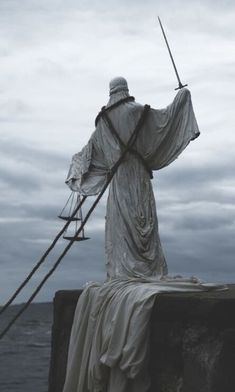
[66,88,200,280]
[62,279,227,392]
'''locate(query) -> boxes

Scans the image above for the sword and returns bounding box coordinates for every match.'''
[158,16,187,90]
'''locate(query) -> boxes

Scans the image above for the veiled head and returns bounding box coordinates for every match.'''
[109,76,129,96]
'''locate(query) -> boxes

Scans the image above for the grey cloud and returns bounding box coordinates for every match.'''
[0,138,69,201]
[0,166,41,191]
[190,62,235,84]
[1,139,68,170]
[0,98,32,121]
[0,191,105,224]
[165,208,234,231]
[161,217,235,264]
[36,58,68,77]
[154,154,235,208]
[0,0,234,304]
[159,156,234,185]
[0,222,106,303]
[17,203,61,221]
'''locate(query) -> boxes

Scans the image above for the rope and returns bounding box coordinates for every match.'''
[102,110,153,179]
[95,96,135,126]
[0,196,87,316]
[0,104,150,339]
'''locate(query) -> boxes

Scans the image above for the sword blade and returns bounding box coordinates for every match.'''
[158,16,187,90]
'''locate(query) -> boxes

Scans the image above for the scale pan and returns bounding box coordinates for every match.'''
[63,236,90,241]
[58,216,81,222]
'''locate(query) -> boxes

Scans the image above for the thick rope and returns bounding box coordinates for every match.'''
[0,104,150,339]
[95,96,135,126]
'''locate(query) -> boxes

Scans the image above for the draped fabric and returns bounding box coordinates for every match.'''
[62,278,226,392]
[62,81,227,392]
[66,88,200,279]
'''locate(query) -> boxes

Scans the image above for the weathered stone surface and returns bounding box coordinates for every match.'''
[48,290,82,392]
[149,286,235,392]
[48,285,235,392]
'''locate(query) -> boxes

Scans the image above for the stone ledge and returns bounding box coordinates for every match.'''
[48,284,235,392]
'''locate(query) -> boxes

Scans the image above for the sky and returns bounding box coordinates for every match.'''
[0,0,234,304]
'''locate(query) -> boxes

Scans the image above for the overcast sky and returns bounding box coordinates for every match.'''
[0,0,234,304]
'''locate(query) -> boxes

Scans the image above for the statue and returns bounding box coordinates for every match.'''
[66,76,200,281]
[61,77,217,392]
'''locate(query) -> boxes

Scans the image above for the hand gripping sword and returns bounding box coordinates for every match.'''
[158,16,187,90]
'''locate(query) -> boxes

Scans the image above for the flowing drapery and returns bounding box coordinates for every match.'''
[66,88,199,279]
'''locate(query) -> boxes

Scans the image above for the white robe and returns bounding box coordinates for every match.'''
[63,90,227,392]
[66,88,200,279]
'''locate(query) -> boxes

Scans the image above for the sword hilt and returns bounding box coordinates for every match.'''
[175,83,188,91]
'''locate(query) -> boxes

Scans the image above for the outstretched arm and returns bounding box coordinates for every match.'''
[139,88,200,171]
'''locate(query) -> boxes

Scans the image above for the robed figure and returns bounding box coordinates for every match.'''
[66,76,199,280]
[62,77,204,392]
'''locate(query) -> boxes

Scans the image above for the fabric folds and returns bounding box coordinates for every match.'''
[62,86,208,392]
[62,279,226,392]
[66,88,199,280]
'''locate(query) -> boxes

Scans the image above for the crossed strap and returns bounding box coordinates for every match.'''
[101,105,153,179]
[95,96,135,127]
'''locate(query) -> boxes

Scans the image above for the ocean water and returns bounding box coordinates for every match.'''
[0,303,53,392]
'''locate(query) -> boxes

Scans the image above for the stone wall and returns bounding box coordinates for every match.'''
[48,290,82,392]
[48,285,235,392]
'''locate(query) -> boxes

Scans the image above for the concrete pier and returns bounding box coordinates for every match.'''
[48,285,235,392]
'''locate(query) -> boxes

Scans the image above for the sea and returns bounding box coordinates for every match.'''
[0,303,53,392]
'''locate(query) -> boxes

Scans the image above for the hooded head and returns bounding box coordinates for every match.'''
[106,76,130,107]
[109,76,129,96]
[95,77,133,125]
